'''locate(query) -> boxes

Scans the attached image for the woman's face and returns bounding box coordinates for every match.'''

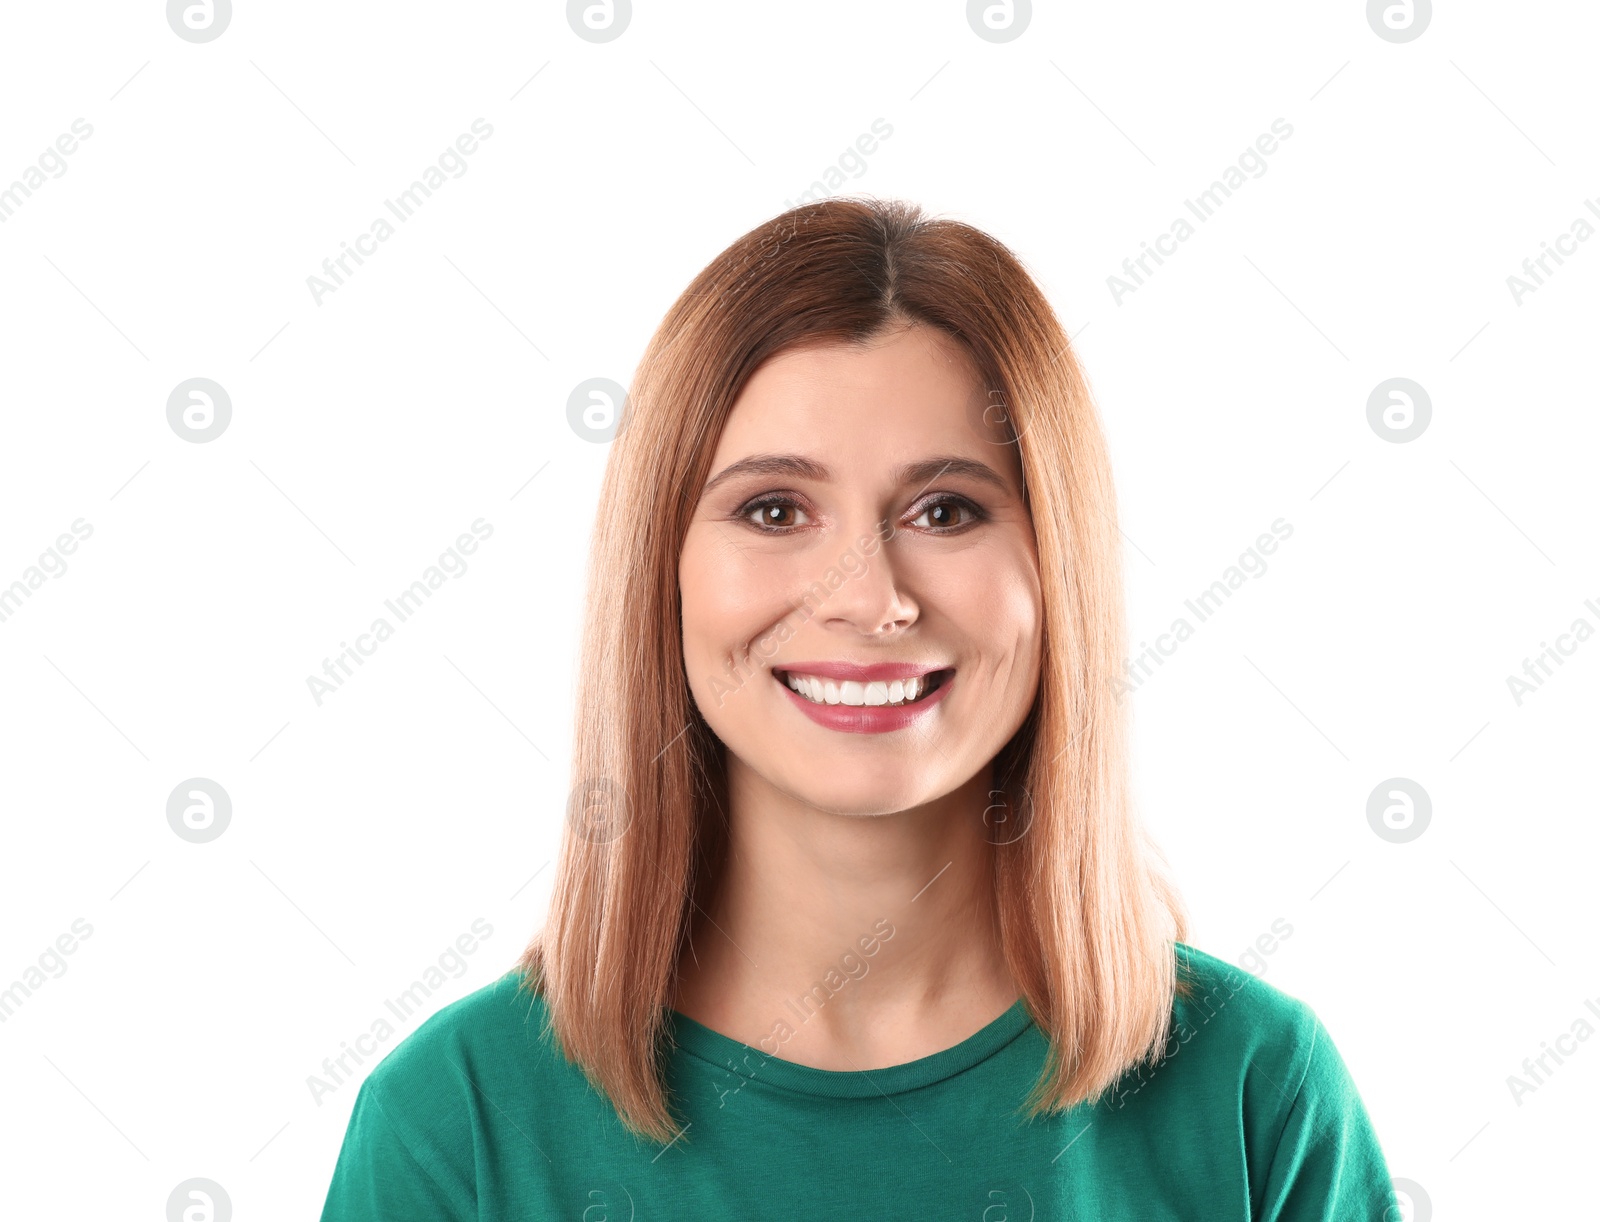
[679,324,1043,817]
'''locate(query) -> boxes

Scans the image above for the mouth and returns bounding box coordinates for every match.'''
[773,667,955,709]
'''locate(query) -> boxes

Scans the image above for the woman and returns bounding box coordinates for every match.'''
[319,197,1402,1219]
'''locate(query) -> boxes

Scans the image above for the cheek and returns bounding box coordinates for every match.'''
[991,575,1044,688]
[933,544,1043,700]
[1007,565,1045,647]
[679,529,790,677]
[678,541,724,674]
[938,543,1042,640]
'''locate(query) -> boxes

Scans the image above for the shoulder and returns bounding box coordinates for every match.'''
[1164,944,1400,1216]
[1122,943,1399,1216]
[319,969,565,1218]
[1170,940,1320,1073]
[1103,941,1335,1124]
[367,965,552,1075]
[358,966,559,1118]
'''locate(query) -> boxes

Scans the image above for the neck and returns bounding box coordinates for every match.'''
[670,762,1019,1070]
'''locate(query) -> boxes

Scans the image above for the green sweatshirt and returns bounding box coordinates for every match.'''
[318,943,1401,1219]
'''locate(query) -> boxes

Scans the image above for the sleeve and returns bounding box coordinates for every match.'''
[1255,1012,1404,1222]
[318,1076,475,1222]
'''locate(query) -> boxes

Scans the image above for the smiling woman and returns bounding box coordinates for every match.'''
[318,197,1403,1220]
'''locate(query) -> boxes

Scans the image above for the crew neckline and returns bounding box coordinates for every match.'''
[667,997,1035,1099]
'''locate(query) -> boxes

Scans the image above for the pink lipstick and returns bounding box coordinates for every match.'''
[772,661,955,734]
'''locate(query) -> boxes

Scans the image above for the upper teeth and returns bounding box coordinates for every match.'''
[783,673,933,706]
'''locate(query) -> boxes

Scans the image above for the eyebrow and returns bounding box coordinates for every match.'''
[699,453,1013,501]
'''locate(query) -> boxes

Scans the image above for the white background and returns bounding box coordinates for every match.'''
[1,1,1595,1218]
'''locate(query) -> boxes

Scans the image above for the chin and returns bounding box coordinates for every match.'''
[779,768,953,819]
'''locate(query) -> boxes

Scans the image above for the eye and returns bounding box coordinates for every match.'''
[734,492,987,534]
[737,494,811,532]
[909,496,985,532]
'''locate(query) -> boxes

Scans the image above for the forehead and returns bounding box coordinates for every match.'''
[714,326,1014,464]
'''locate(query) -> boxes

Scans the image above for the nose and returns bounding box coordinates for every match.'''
[818,519,918,637]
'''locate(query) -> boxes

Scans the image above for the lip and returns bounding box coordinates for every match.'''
[773,661,947,682]
[773,664,955,735]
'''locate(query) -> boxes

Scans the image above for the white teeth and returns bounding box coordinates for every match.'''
[783,671,939,707]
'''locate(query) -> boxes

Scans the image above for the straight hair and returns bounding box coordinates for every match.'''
[518,196,1194,1145]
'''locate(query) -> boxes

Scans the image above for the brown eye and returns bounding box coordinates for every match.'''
[756,504,794,528]
[739,496,810,531]
[910,497,984,531]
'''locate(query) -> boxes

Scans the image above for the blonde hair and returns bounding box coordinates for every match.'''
[518,196,1193,1144]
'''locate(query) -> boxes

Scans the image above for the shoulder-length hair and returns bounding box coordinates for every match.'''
[517,196,1193,1145]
